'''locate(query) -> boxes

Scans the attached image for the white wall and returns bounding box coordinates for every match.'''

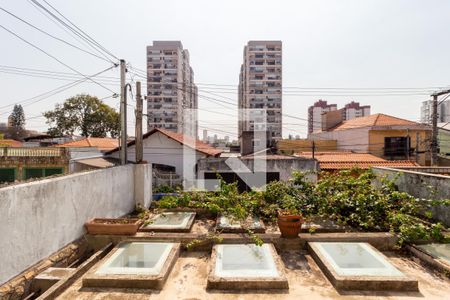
[109,131,207,177]
[0,164,151,284]
[310,127,370,153]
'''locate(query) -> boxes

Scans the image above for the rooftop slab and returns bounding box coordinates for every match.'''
[308,242,418,291]
[207,244,288,290]
[55,250,450,299]
[82,242,180,289]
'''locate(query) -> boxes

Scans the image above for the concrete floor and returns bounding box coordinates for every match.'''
[56,250,450,300]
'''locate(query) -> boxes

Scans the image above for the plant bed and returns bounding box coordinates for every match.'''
[153,192,181,201]
[85,218,142,235]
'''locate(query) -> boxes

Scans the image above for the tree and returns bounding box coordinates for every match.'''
[44,94,120,138]
[6,104,26,140]
[9,104,25,129]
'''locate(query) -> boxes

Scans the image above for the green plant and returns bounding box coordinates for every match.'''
[153,185,176,193]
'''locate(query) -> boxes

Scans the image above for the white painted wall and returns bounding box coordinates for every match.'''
[310,128,370,153]
[0,164,152,284]
[108,131,208,177]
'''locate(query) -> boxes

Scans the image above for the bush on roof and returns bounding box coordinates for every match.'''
[154,169,448,246]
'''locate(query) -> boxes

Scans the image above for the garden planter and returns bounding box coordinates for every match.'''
[85,218,141,235]
[277,211,303,238]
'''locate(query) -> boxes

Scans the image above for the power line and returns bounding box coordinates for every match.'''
[35,0,119,61]
[0,66,116,116]
[0,6,113,64]
[0,23,117,93]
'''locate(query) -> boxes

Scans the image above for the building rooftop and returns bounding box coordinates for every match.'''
[56,137,119,151]
[296,151,420,170]
[0,139,22,147]
[106,128,222,157]
[330,113,427,131]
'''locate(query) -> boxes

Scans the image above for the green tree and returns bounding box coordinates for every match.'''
[6,104,27,140]
[9,104,25,129]
[44,94,120,138]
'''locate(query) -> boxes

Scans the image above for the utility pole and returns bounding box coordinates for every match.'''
[119,59,127,165]
[312,140,316,159]
[135,81,143,163]
[431,89,450,166]
[415,132,420,164]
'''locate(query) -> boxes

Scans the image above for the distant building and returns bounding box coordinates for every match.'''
[238,41,282,145]
[295,151,419,171]
[308,100,337,134]
[343,101,371,120]
[308,100,371,134]
[421,99,450,124]
[202,129,208,143]
[0,147,68,183]
[146,41,198,137]
[309,113,432,165]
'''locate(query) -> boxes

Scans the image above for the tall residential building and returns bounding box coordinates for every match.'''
[146,41,198,137]
[343,101,371,120]
[421,99,450,124]
[308,100,371,134]
[308,100,337,134]
[238,41,282,144]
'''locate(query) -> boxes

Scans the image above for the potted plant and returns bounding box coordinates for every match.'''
[85,218,142,235]
[277,195,303,238]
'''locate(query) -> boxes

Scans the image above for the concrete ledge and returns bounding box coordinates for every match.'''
[86,232,398,253]
[206,244,288,290]
[308,242,418,292]
[82,242,180,290]
[407,244,450,276]
[36,243,113,300]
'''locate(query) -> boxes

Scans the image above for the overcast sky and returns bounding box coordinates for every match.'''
[1,0,450,139]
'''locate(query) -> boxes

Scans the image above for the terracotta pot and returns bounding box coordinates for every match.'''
[277,212,303,238]
[84,218,141,235]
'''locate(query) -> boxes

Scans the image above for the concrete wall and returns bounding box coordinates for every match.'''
[0,164,152,285]
[309,127,370,153]
[197,156,318,184]
[372,167,450,226]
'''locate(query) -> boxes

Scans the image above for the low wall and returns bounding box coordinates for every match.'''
[0,164,152,285]
[372,167,450,226]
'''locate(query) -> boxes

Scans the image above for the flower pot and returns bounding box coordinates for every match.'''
[277,212,303,238]
[84,218,142,235]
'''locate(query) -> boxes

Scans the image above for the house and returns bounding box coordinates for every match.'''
[197,153,318,191]
[0,139,22,147]
[105,128,222,181]
[56,137,119,152]
[54,137,119,172]
[0,147,69,183]
[309,114,432,165]
[296,151,419,171]
[277,139,337,155]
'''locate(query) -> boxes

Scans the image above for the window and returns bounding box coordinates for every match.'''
[0,168,16,183]
[384,137,410,157]
[23,167,63,180]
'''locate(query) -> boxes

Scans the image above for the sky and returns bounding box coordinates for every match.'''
[1,0,450,139]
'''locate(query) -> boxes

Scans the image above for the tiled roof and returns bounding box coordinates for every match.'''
[155,128,222,157]
[330,113,425,131]
[105,128,222,157]
[241,154,299,160]
[296,151,419,170]
[56,137,118,151]
[0,139,22,147]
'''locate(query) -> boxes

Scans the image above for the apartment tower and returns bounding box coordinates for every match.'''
[308,100,337,134]
[238,41,282,145]
[146,41,198,137]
